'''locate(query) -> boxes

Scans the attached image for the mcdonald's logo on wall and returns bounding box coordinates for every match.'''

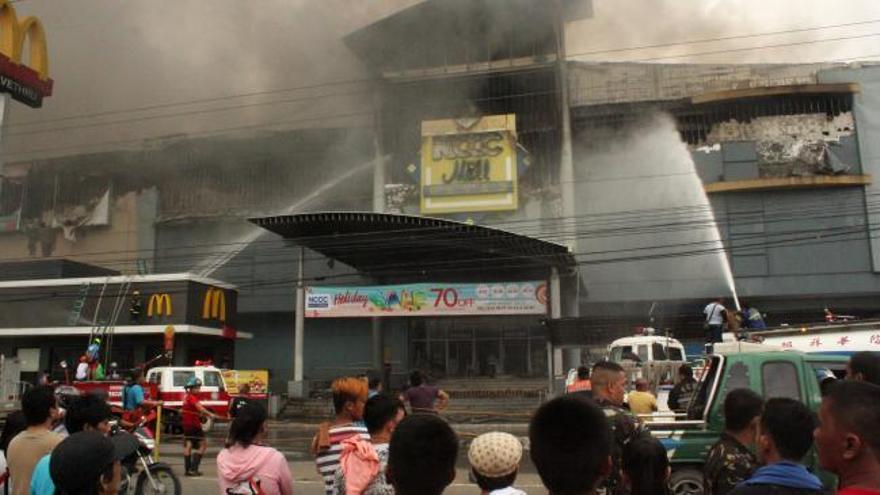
[202,288,226,322]
[147,293,173,318]
[0,0,53,107]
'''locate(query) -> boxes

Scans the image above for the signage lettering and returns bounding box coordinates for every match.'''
[305,281,546,318]
[202,288,227,322]
[0,0,52,107]
[146,293,172,317]
[431,132,505,160]
[441,159,490,184]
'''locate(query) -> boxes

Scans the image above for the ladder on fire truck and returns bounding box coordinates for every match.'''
[85,277,132,368]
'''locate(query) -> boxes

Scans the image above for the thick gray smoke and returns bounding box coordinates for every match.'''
[573,113,732,303]
[7,0,877,161]
[4,0,422,160]
[567,0,880,64]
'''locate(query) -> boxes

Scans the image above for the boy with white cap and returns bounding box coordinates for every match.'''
[468,432,526,495]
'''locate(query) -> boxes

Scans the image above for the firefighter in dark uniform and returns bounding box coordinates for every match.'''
[591,361,651,495]
[703,388,763,495]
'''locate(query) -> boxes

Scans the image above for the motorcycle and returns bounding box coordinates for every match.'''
[111,422,181,495]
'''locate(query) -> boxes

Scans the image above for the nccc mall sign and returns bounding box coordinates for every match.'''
[304,281,548,318]
[0,0,52,107]
[420,114,518,214]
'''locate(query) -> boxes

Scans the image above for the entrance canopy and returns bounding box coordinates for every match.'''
[250,212,575,277]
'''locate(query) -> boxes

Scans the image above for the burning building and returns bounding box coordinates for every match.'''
[2,0,880,391]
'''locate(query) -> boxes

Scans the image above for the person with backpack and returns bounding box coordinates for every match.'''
[217,402,293,495]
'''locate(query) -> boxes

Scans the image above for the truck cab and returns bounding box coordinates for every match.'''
[651,350,847,495]
[145,366,231,421]
[608,334,686,362]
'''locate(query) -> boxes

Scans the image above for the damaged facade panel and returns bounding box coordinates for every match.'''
[695,111,858,180]
[567,62,837,107]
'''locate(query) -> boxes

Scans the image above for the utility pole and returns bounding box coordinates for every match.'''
[292,246,306,398]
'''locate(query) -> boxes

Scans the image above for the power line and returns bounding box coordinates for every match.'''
[4,221,879,304]
[2,190,876,266]
[566,18,880,58]
[2,21,877,145]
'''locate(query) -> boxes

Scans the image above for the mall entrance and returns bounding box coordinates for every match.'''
[408,316,547,378]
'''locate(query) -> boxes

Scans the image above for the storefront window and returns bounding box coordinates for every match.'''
[408,316,545,378]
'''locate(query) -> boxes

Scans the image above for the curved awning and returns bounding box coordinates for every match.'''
[250,212,574,277]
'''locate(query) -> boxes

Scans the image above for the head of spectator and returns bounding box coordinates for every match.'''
[50,431,121,495]
[368,371,383,394]
[409,370,424,387]
[0,410,26,454]
[678,364,694,382]
[225,402,268,448]
[364,394,405,441]
[529,395,612,495]
[820,376,837,397]
[127,368,144,385]
[757,398,816,464]
[332,376,369,422]
[723,389,763,445]
[815,381,880,490]
[469,432,523,493]
[591,361,627,406]
[576,366,590,381]
[634,379,649,392]
[724,388,763,431]
[847,351,880,386]
[21,385,59,428]
[387,414,458,495]
[238,383,251,396]
[65,394,113,435]
[622,436,669,495]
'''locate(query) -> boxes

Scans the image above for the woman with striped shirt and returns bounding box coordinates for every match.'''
[312,377,370,495]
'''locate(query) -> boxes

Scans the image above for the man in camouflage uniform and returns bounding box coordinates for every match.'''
[704,388,764,495]
[591,360,651,495]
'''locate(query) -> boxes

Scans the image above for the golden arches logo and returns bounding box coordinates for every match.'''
[0,0,48,79]
[147,293,173,317]
[202,288,226,322]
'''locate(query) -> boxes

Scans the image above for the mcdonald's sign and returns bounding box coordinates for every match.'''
[202,288,226,322]
[0,0,52,108]
[147,293,173,318]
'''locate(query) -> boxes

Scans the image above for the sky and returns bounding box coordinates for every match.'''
[2,0,879,162]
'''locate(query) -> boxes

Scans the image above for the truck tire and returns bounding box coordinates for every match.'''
[669,468,704,495]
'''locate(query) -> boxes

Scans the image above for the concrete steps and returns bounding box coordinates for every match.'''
[278,377,548,422]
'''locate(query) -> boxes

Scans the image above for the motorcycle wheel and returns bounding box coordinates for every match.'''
[135,466,181,495]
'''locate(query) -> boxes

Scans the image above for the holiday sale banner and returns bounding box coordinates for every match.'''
[304,281,547,318]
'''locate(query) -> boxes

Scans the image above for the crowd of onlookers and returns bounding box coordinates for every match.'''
[0,385,119,494]
[1,352,878,495]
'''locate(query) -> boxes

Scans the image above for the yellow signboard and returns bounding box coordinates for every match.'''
[420,114,518,214]
[222,369,269,398]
